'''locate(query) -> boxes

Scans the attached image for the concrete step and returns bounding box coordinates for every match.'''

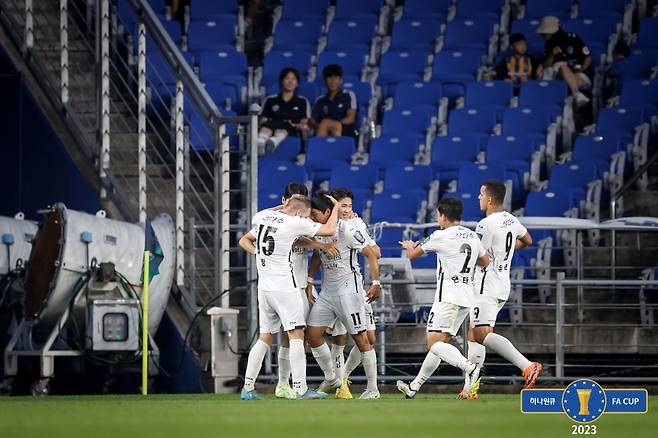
[623,191,658,217]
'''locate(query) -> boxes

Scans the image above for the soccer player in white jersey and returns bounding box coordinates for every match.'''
[396,197,490,399]
[460,180,542,399]
[306,193,381,399]
[251,183,340,399]
[327,188,382,399]
[238,194,339,400]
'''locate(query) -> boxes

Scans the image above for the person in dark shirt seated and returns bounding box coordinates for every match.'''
[258,67,311,152]
[310,64,358,138]
[537,16,592,107]
[484,33,542,83]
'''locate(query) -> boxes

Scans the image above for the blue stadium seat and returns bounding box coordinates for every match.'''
[525,190,574,216]
[369,133,423,166]
[448,107,497,135]
[274,18,324,50]
[203,81,240,110]
[371,190,425,223]
[378,50,430,97]
[390,19,441,52]
[375,228,405,256]
[306,136,355,170]
[519,80,569,109]
[562,18,618,46]
[199,50,247,82]
[443,18,497,52]
[547,162,599,203]
[637,16,658,48]
[341,80,372,120]
[146,47,194,87]
[571,134,626,173]
[261,137,302,163]
[523,0,573,20]
[595,106,646,135]
[187,18,236,52]
[187,110,214,150]
[329,162,379,191]
[487,134,544,201]
[279,0,330,19]
[454,0,507,21]
[432,51,482,82]
[402,0,451,20]
[509,19,546,58]
[190,0,238,19]
[259,160,308,192]
[619,79,658,109]
[259,191,284,209]
[350,188,372,215]
[448,191,484,221]
[393,81,443,109]
[502,107,555,135]
[384,164,433,191]
[578,0,629,20]
[382,107,434,135]
[465,80,514,111]
[334,0,384,20]
[316,49,369,80]
[262,49,314,84]
[608,51,658,81]
[431,134,482,185]
[456,162,508,194]
[326,18,378,51]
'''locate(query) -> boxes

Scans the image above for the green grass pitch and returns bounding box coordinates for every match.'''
[0,393,655,438]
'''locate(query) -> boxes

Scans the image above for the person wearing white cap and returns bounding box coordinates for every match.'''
[536,16,592,107]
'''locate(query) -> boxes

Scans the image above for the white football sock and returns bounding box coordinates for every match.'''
[311,343,336,381]
[289,338,308,395]
[410,352,441,392]
[361,349,378,392]
[344,345,361,378]
[483,332,532,371]
[430,342,474,373]
[331,344,346,381]
[277,346,291,385]
[468,341,486,367]
[243,339,269,391]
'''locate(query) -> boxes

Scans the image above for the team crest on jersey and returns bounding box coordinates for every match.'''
[477,233,483,240]
[272,104,280,112]
[354,231,365,244]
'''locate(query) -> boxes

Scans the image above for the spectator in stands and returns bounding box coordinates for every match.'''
[484,33,542,83]
[604,41,631,97]
[310,64,358,138]
[257,67,311,152]
[537,16,592,107]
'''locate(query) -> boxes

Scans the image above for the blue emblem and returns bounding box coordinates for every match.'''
[562,379,607,423]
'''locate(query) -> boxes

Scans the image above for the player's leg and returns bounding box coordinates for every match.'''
[340,294,379,399]
[344,302,376,380]
[307,293,341,392]
[274,334,295,399]
[316,119,342,136]
[459,326,486,400]
[266,128,289,152]
[256,126,273,150]
[474,298,542,389]
[242,291,278,400]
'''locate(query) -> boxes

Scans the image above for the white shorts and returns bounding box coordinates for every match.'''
[363,299,376,331]
[258,288,306,334]
[426,301,470,336]
[546,62,592,89]
[470,295,507,327]
[308,291,368,335]
[309,287,348,336]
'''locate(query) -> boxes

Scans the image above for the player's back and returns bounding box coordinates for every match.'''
[422,225,483,307]
[252,210,319,291]
[474,211,527,299]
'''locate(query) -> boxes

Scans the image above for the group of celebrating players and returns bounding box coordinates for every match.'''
[238,180,542,401]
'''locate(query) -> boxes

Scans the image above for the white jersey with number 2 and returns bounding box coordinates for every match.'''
[473,211,528,300]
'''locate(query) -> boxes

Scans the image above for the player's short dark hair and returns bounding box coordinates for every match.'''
[322,64,343,79]
[311,190,333,213]
[613,41,630,58]
[283,182,308,200]
[278,67,300,90]
[482,180,506,205]
[437,197,463,222]
[331,187,353,202]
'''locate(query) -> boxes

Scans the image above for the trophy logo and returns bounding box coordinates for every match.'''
[576,389,592,416]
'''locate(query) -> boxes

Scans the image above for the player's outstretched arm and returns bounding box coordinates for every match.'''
[362,245,381,303]
[400,240,424,260]
[515,232,532,250]
[239,232,257,255]
[315,195,340,237]
[296,237,340,258]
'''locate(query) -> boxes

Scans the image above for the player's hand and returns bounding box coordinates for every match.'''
[305,283,315,304]
[326,195,339,206]
[366,284,381,303]
[345,211,358,219]
[399,240,417,251]
[552,46,562,56]
[322,241,339,258]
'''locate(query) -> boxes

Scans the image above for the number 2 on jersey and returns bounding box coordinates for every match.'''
[257,225,277,256]
[460,244,472,273]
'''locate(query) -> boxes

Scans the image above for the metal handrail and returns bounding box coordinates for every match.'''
[611,148,658,219]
